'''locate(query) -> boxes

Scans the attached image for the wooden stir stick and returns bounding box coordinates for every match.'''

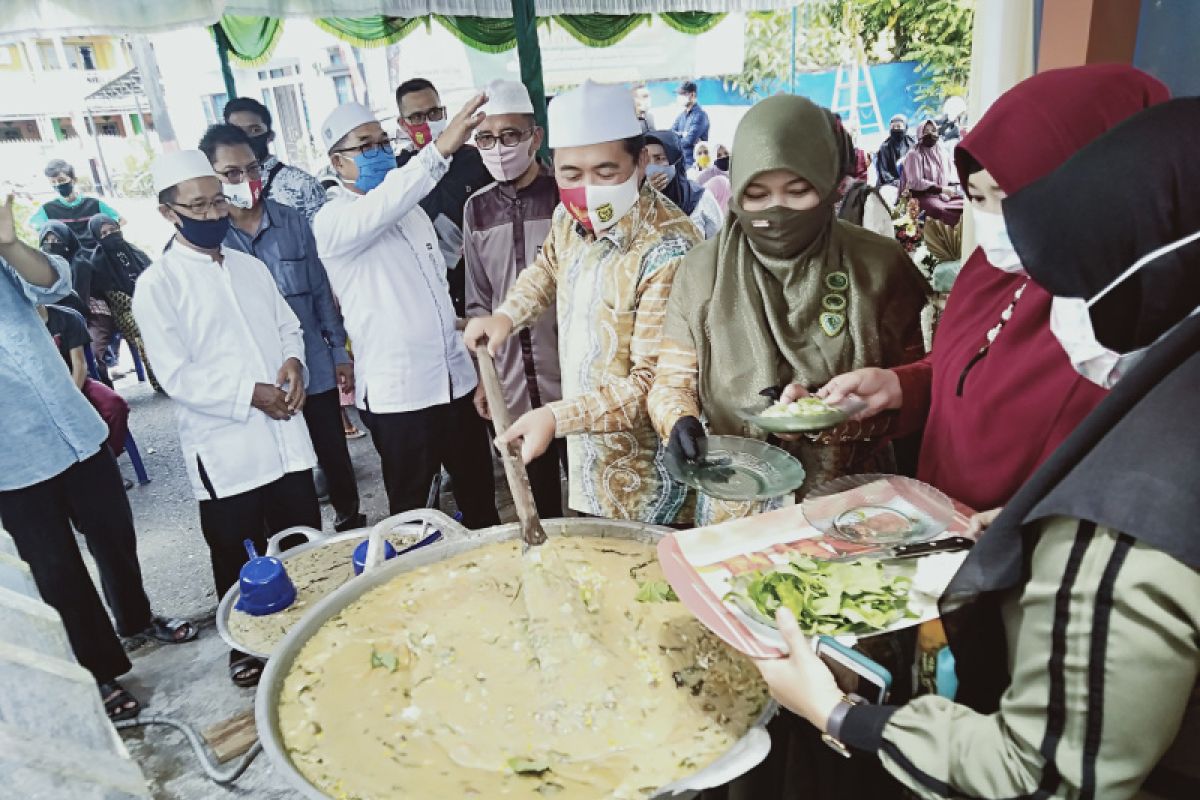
[476,348,548,547]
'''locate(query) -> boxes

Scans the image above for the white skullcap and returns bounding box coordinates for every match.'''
[320,102,378,152]
[151,150,217,195]
[547,80,641,148]
[481,79,534,116]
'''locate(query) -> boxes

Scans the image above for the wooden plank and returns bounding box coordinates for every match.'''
[202,709,258,763]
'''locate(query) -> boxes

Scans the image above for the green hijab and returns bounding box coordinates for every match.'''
[666,94,928,444]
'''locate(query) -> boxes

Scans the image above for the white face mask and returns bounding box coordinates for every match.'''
[222,180,257,210]
[972,208,1023,273]
[561,171,641,234]
[675,94,689,108]
[1050,227,1200,388]
[428,118,448,141]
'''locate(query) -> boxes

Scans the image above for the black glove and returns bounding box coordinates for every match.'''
[668,416,706,463]
[758,385,785,402]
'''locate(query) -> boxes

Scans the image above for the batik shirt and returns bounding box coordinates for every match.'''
[497,183,700,524]
[262,156,328,223]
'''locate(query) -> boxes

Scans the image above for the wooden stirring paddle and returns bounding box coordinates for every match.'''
[477,348,548,548]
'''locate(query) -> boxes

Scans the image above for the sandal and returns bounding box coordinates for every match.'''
[100,679,141,722]
[344,425,366,439]
[229,650,264,688]
[143,615,198,644]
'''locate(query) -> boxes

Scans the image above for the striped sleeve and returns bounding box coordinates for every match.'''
[838,518,1200,800]
[549,248,684,437]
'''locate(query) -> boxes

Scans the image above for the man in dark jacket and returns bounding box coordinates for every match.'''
[395,78,494,316]
[875,114,915,188]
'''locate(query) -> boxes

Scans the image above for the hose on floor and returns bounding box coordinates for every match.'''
[115,714,262,785]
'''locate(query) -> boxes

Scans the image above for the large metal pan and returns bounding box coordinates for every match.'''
[255,511,776,799]
[216,510,471,659]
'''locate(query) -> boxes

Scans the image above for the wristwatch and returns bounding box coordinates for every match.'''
[821,693,864,758]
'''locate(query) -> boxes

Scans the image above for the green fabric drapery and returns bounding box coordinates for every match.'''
[219,15,283,66]
[312,16,423,48]
[435,15,518,53]
[219,12,728,63]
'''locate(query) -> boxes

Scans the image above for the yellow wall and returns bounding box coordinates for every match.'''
[0,44,23,72]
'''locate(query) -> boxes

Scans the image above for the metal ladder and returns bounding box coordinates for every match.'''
[831,35,884,136]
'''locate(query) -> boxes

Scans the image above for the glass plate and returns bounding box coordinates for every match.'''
[737,395,867,434]
[801,474,956,546]
[665,435,806,502]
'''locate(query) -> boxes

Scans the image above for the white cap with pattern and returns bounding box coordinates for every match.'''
[320,102,378,153]
[547,80,641,149]
[151,150,218,195]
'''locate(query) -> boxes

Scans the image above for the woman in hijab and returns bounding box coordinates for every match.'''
[697,142,730,185]
[813,64,1169,515]
[688,139,712,181]
[704,174,731,215]
[39,220,118,383]
[645,129,724,239]
[899,119,963,225]
[84,213,159,391]
[749,96,1200,800]
[649,94,928,526]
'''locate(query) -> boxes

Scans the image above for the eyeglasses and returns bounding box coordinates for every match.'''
[403,107,446,126]
[214,163,263,183]
[333,138,396,158]
[170,196,230,216]
[474,128,534,150]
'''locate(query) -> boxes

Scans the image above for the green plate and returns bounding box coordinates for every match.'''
[737,398,850,434]
[665,435,806,502]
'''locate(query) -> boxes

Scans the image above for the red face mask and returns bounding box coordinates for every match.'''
[406,118,447,149]
[560,185,594,231]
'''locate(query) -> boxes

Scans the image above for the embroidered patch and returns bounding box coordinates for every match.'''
[825,271,850,291]
[821,293,847,313]
[596,202,614,223]
[819,312,845,337]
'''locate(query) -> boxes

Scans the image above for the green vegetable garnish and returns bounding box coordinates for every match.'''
[635,580,679,603]
[370,648,399,673]
[725,557,914,635]
[507,757,551,776]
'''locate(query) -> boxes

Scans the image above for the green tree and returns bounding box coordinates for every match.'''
[725,0,974,113]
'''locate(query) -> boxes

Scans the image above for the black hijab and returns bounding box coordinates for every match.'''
[646,129,704,215]
[86,213,150,296]
[38,222,89,314]
[876,116,914,183]
[941,98,1200,711]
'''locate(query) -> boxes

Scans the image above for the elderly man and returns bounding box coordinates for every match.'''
[464,80,701,525]
[463,79,564,518]
[200,123,364,532]
[133,150,320,688]
[312,97,499,529]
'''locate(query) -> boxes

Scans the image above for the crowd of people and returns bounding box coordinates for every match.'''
[0,62,1195,798]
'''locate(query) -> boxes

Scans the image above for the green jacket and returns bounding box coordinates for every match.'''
[836,517,1200,799]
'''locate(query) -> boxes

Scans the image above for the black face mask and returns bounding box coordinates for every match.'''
[55,182,74,198]
[247,132,272,162]
[921,133,938,147]
[889,128,907,141]
[714,156,730,172]
[100,232,125,251]
[731,202,832,260]
[42,242,70,259]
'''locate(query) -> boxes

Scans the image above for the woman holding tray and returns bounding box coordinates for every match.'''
[752,98,1200,800]
[809,65,1168,518]
[648,95,929,526]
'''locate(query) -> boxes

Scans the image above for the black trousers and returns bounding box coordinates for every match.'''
[517,435,568,519]
[197,467,321,598]
[303,388,360,524]
[0,448,151,683]
[360,393,500,530]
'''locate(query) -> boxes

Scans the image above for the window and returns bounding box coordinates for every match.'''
[202,93,229,126]
[77,45,96,70]
[36,41,60,70]
[332,74,354,105]
[327,46,345,67]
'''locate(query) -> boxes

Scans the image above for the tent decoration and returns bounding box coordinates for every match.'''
[217,12,727,66]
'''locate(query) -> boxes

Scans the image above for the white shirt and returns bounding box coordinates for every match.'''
[133,242,316,500]
[313,144,477,414]
[689,189,724,240]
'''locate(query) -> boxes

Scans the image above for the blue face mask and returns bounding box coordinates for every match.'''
[646,163,676,183]
[175,213,231,250]
[352,144,396,192]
